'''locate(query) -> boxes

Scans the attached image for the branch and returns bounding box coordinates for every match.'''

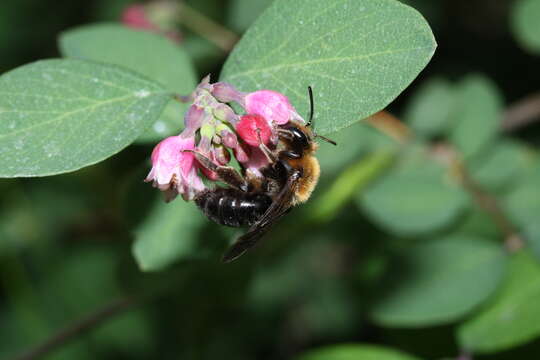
[501,92,540,131]
[433,144,524,252]
[11,297,136,360]
[178,2,239,52]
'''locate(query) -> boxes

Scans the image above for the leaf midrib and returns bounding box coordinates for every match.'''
[226,46,433,80]
[0,91,169,140]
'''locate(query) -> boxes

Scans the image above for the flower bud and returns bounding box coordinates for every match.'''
[213,103,239,126]
[212,82,246,104]
[244,90,303,125]
[236,114,273,147]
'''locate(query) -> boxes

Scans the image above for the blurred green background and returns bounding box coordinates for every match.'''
[1,0,540,359]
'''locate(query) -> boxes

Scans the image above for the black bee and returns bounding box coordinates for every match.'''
[193,87,336,262]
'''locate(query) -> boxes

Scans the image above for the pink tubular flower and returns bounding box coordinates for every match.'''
[244,90,303,125]
[236,114,273,147]
[145,135,205,201]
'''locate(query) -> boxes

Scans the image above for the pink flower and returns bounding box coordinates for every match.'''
[236,114,273,147]
[145,135,205,201]
[244,90,303,125]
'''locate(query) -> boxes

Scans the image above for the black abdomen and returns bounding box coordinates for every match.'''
[195,188,272,227]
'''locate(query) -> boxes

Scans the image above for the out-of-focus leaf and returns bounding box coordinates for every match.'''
[503,164,540,228]
[59,24,196,142]
[511,0,540,54]
[457,251,540,353]
[296,344,421,360]
[221,0,436,135]
[132,198,205,271]
[226,0,274,32]
[470,140,529,190]
[370,235,507,327]
[358,148,468,235]
[449,74,502,158]
[0,59,170,177]
[524,223,540,262]
[404,77,455,137]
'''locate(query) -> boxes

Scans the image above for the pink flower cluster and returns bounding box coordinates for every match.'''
[145,77,306,201]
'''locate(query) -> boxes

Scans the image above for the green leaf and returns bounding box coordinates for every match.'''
[449,74,503,158]
[404,77,455,137]
[370,235,507,327]
[470,140,529,191]
[221,0,436,135]
[296,344,421,360]
[457,251,540,353]
[511,0,540,54]
[524,223,540,262]
[132,198,205,271]
[59,24,197,142]
[0,59,170,177]
[357,147,468,235]
[503,164,540,228]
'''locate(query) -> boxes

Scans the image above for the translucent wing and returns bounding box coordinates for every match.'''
[221,170,301,263]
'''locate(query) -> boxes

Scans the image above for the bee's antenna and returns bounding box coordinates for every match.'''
[307,86,337,146]
[307,86,314,127]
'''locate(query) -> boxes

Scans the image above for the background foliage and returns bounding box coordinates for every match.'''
[1,0,540,359]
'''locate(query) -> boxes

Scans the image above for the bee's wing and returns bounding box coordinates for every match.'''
[221,170,301,263]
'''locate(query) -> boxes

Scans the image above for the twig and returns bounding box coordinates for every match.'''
[11,297,136,360]
[501,92,540,131]
[177,2,239,52]
[433,144,524,252]
[367,110,411,143]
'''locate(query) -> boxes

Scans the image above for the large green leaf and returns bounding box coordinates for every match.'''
[457,251,540,353]
[511,0,540,54]
[449,74,502,158]
[370,235,507,327]
[59,24,197,142]
[0,59,170,177]
[296,344,421,360]
[132,198,206,271]
[221,0,436,135]
[357,148,468,235]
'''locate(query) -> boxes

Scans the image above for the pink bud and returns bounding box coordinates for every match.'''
[145,135,205,201]
[236,114,273,147]
[212,82,246,104]
[122,5,157,31]
[244,90,302,125]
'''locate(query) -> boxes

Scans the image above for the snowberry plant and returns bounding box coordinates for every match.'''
[0,0,434,266]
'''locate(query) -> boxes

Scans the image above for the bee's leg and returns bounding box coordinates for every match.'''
[258,143,278,163]
[188,151,249,191]
[277,129,294,141]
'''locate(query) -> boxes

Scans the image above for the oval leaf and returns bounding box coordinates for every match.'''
[404,77,455,137]
[0,59,170,177]
[59,24,197,142]
[511,0,540,54]
[457,251,540,353]
[296,344,421,360]
[132,198,205,272]
[358,148,468,235]
[220,0,436,135]
[449,74,503,158]
[370,235,507,327]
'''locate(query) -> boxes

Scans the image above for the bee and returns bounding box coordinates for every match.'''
[192,87,336,262]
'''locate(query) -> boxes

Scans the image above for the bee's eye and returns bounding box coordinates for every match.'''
[289,127,310,149]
